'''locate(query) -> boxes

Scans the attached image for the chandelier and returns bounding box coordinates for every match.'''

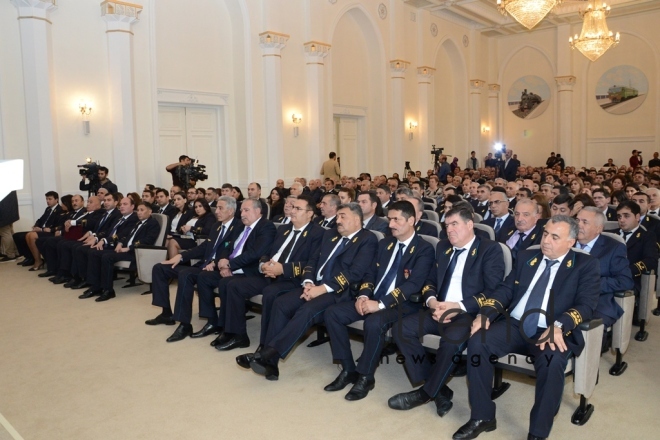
[497,0,562,30]
[569,1,620,61]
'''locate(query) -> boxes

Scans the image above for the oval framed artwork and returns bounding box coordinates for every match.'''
[595,65,648,115]
[507,76,551,120]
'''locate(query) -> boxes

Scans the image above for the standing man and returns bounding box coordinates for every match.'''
[629,150,643,169]
[320,152,342,184]
[499,149,518,182]
[465,151,481,171]
[79,166,118,195]
[437,155,451,184]
[166,155,192,188]
[454,216,600,440]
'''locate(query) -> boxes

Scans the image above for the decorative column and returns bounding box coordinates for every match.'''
[304,41,331,178]
[417,67,435,169]
[488,84,501,144]
[390,60,409,174]
[555,76,577,166]
[259,31,289,186]
[11,0,58,219]
[469,79,485,158]
[101,1,142,193]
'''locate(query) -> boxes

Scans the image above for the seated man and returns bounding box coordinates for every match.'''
[357,191,389,235]
[323,201,434,401]
[473,185,491,219]
[144,196,240,342]
[83,203,161,302]
[453,216,600,440]
[316,193,339,228]
[273,195,295,224]
[389,205,504,416]
[482,187,515,243]
[220,195,324,351]
[505,198,544,262]
[13,191,62,268]
[244,203,378,380]
[405,196,438,238]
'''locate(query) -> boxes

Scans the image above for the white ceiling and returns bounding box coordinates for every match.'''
[404,0,660,37]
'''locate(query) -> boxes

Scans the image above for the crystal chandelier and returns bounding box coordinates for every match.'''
[497,0,562,30]
[569,1,620,62]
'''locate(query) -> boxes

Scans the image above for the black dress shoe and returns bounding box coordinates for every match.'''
[236,353,255,369]
[63,278,82,288]
[452,419,497,440]
[215,334,250,351]
[52,276,71,285]
[210,332,232,347]
[38,271,56,278]
[166,324,193,342]
[48,276,58,282]
[527,435,546,440]
[388,389,432,410]
[345,375,375,401]
[435,385,454,417]
[249,356,279,381]
[324,370,359,392]
[78,288,102,299]
[70,281,90,290]
[190,323,221,338]
[21,259,35,267]
[95,290,116,302]
[145,314,175,326]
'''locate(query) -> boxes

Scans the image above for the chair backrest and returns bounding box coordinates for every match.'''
[424,203,436,211]
[473,213,483,223]
[419,219,441,238]
[151,213,168,246]
[419,234,440,249]
[499,243,512,278]
[473,223,495,241]
[604,221,619,231]
[424,210,440,222]
[370,230,385,241]
[649,214,660,222]
[601,231,625,245]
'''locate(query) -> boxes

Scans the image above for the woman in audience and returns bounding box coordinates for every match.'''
[569,178,584,195]
[625,183,640,199]
[531,194,551,219]
[440,195,463,226]
[164,192,189,252]
[167,199,214,258]
[127,192,142,209]
[611,190,627,207]
[196,188,206,199]
[611,175,626,191]
[232,186,245,202]
[569,193,595,217]
[267,187,286,220]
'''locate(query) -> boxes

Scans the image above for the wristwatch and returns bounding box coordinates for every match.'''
[553,320,563,329]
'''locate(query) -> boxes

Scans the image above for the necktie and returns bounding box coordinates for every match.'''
[322,219,329,227]
[41,208,54,228]
[622,230,632,242]
[97,211,110,230]
[159,207,165,214]
[578,242,587,250]
[229,226,252,259]
[277,230,301,264]
[650,211,658,216]
[320,237,348,282]
[522,260,558,337]
[204,225,227,265]
[374,243,405,300]
[513,231,526,254]
[437,248,465,301]
[127,221,145,247]
[494,218,503,233]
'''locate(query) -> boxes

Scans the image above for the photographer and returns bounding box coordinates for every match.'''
[166,155,192,187]
[165,155,208,190]
[79,166,118,195]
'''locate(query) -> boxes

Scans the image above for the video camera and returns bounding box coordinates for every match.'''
[175,158,209,190]
[78,159,100,182]
[494,143,507,160]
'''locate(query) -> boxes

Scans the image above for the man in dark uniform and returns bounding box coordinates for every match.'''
[315,194,339,228]
[592,188,616,222]
[13,191,62,266]
[505,199,544,262]
[482,188,515,243]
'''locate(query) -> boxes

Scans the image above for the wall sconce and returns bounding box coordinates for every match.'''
[79,100,93,135]
[482,126,490,134]
[292,113,302,137]
[408,121,418,140]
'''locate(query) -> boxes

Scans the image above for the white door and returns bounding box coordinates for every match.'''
[335,116,359,178]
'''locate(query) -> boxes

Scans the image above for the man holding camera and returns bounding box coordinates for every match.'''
[80,166,118,195]
[166,155,192,187]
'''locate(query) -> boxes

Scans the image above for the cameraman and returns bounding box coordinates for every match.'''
[166,155,192,187]
[80,166,118,194]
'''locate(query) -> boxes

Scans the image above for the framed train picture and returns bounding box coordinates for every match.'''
[507,76,551,120]
[595,65,648,115]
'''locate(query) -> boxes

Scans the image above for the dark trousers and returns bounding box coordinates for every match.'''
[56,240,84,277]
[40,236,63,271]
[74,245,100,279]
[196,272,246,327]
[325,300,420,377]
[467,319,571,438]
[151,263,203,324]
[223,276,298,339]
[265,288,348,359]
[86,249,134,291]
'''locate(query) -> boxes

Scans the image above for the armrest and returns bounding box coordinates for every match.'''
[574,318,603,399]
[614,290,634,298]
[578,318,603,331]
[135,244,167,251]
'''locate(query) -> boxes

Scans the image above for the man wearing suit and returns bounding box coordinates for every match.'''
[631,192,660,247]
[320,152,342,184]
[505,199,543,262]
[196,199,277,346]
[611,201,658,294]
[14,192,62,266]
[83,203,161,302]
[505,182,519,210]
[144,196,240,342]
[389,206,504,416]
[221,196,324,353]
[498,149,518,182]
[592,188,616,222]
[74,197,139,293]
[357,191,389,235]
[273,196,295,225]
[205,187,219,208]
[323,201,434,400]
[576,207,633,334]
[154,189,177,218]
[406,196,438,238]
[315,194,339,228]
[245,203,378,380]
[473,185,491,219]
[376,185,392,215]
[482,188,515,243]
[453,216,601,440]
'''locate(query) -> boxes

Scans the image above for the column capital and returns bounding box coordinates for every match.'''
[555,75,577,92]
[488,83,501,97]
[259,31,289,56]
[304,41,331,63]
[390,60,410,79]
[470,79,486,92]
[416,66,435,83]
[101,1,142,32]
[11,0,57,20]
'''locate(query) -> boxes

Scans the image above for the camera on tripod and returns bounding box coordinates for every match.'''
[78,158,100,182]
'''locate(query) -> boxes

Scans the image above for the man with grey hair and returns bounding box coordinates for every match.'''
[316,194,340,228]
[646,187,660,216]
[506,198,544,261]
[290,182,304,197]
[455,215,601,440]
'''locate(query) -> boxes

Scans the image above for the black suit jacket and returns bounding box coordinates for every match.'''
[119,216,161,252]
[483,215,516,243]
[358,234,434,308]
[509,222,544,259]
[34,205,62,229]
[258,222,325,280]
[604,207,616,222]
[156,204,177,219]
[180,220,236,267]
[416,221,438,238]
[608,227,659,291]
[316,216,337,229]
[92,209,123,237]
[364,216,390,235]
[189,213,216,237]
[641,215,660,244]
[302,228,378,296]
[78,209,106,233]
[499,159,518,182]
[99,213,138,244]
[222,218,277,277]
[422,236,505,315]
[588,235,633,321]
[480,249,601,355]
[474,202,489,218]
